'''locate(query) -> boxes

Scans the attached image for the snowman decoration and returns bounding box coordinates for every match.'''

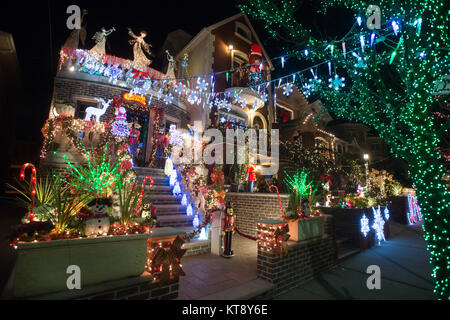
[84,199,111,236]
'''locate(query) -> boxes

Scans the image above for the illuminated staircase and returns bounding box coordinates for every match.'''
[134,167,194,228]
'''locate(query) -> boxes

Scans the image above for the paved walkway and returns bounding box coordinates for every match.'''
[276,222,437,300]
[178,234,259,300]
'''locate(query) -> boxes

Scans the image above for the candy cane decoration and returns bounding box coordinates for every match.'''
[20,163,37,222]
[269,185,286,221]
[138,176,154,216]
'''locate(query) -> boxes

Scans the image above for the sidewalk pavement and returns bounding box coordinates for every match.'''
[275,222,437,300]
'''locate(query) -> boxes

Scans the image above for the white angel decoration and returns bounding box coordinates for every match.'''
[128,28,153,70]
[89,27,115,56]
[165,50,176,80]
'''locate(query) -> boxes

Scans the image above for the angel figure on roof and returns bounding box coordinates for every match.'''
[127,28,153,70]
[89,27,115,56]
[165,50,176,81]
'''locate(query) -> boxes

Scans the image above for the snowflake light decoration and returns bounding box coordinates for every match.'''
[196,78,208,92]
[174,82,185,94]
[187,91,198,104]
[283,83,294,96]
[164,93,174,105]
[260,91,268,103]
[372,206,386,244]
[328,75,345,90]
[302,77,322,98]
[240,98,247,108]
[220,116,227,123]
[360,214,370,237]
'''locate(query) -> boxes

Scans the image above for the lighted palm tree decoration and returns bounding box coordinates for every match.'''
[284,169,317,219]
[62,144,119,200]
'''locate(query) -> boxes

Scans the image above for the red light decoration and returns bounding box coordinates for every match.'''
[20,163,37,222]
[123,92,147,105]
[269,185,286,221]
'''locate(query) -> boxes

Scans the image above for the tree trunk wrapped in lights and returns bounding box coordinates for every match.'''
[240,0,449,298]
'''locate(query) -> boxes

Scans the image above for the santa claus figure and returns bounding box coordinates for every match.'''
[248,44,264,87]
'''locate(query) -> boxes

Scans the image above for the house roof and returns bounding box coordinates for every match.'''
[175,13,274,70]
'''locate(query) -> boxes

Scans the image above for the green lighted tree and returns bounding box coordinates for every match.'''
[240,0,449,298]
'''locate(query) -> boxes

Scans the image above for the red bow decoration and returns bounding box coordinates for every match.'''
[280,110,291,123]
[131,68,150,79]
[112,96,123,108]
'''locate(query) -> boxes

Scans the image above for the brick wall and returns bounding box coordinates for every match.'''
[257,234,335,297]
[53,76,190,126]
[182,239,211,257]
[226,193,289,237]
[78,278,179,300]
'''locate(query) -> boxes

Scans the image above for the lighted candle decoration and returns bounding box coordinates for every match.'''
[20,163,37,222]
[137,176,153,216]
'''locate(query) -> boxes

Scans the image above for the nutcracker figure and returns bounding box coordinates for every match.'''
[222,201,236,258]
[246,163,257,192]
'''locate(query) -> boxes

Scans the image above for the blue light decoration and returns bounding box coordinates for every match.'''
[372,206,386,245]
[360,35,365,52]
[163,93,174,105]
[283,83,294,96]
[384,207,390,220]
[186,203,193,216]
[413,18,422,36]
[193,214,200,228]
[357,16,362,26]
[328,74,345,90]
[360,214,370,237]
[370,32,376,47]
[181,194,188,206]
[172,182,181,196]
[281,56,285,68]
[407,193,422,225]
[304,49,308,56]
[391,20,400,36]
[198,227,208,240]
[169,169,177,187]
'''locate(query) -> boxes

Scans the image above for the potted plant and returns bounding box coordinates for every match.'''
[284,169,324,242]
[6,162,150,298]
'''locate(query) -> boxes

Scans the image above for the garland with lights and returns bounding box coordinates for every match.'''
[240,0,450,298]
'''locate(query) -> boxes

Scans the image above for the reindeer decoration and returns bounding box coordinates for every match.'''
[84,98,112,122]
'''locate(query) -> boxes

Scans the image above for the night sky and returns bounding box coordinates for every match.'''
[0,0,353,145]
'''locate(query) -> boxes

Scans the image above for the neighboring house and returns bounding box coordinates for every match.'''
[171,13,274,130]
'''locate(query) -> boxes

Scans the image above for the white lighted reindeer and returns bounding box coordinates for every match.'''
[84,98,112,122]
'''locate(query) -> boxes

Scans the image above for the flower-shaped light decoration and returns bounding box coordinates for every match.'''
[164,93,174,105]
[196,78,208,92]
[283,83,294,96]
[328,74,345,91]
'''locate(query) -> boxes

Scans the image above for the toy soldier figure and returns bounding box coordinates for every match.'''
[222,201,236,258]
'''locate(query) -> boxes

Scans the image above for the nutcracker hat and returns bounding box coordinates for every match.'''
[250,44,262,56]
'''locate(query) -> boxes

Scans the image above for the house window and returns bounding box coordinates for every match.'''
[232,51,249,87]
[235,22,252,42]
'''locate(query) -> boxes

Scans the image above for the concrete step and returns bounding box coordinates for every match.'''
[134,167,166,176]
[137,176,169,186]
[197,278,274,300]
[154,204,186,215]
[148,194,182,205]
[157,214,194,228]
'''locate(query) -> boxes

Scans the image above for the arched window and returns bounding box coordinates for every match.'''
[235,22,252,42]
